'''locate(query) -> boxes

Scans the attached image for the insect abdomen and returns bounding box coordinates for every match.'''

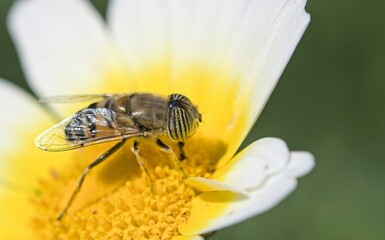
[65,110,96,142]
[65,108,115,142]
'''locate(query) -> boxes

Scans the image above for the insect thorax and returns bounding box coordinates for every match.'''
[128,94,169,130]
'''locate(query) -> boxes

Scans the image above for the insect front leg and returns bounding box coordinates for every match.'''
[131,140,155,191]
[57,139,127,221]
[156,139,187,178]
[177,141,186,161]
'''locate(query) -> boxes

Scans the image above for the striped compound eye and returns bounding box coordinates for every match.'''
[167,94,201,142]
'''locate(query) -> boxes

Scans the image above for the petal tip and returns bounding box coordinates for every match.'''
[288,151,315,177]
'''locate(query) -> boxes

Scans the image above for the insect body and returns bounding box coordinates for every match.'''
[35,93,202,220]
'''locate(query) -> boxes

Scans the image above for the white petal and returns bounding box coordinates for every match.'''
[0,79,67,189]
[230,0,310,116]
[0,80,77,236]
[8,0,127,115]
[107,0,310,163]
[107,0,170,77]
[0,79,52,158]
[213,138,289,190]
[179,145,315,235]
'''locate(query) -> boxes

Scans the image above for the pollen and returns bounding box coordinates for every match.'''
[30,138,226,239]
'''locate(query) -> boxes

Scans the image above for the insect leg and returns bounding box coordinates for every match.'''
[178,141,186,161]
[131,140,154,191]
[57,139,127,221]
[156,139,187,178]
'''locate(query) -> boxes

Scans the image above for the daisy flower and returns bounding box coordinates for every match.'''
[0,0,314,239]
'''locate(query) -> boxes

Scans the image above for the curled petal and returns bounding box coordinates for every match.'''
[286,151,315,177]
[214,138,290,190]
[179,139,315,235]
[185,177,250,197]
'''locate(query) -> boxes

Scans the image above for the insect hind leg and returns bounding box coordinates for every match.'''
[156,139,187,178]
[57,139,127,221]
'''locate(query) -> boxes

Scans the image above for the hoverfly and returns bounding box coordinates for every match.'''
[35,93,202,220]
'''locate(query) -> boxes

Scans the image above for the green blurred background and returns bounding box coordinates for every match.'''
[1,0,384,239]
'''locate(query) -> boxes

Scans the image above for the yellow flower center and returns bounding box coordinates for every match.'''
[30,137,226,239]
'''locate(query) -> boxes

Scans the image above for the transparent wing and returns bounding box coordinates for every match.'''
[35,109,142,151]
[39,93,128,104]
